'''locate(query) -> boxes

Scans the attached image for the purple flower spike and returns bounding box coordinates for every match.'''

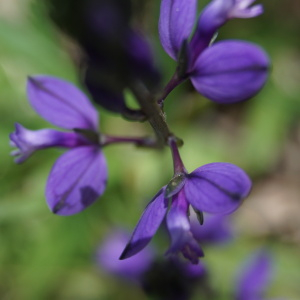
[27,76,99,130]
[190,41,269,104]
[235,250,273,300]
[10,76,108,215]
[121,162,251,264]
[159,0,197,59]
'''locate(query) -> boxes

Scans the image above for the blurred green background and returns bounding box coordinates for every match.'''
[1,0,300,299]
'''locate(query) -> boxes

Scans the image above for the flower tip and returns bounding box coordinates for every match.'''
[119,237,151,260]
[254,4,264,16]
[27,75,46,98]
[27,75,41,87]
[119,245,132,260]
[12,122,20,132]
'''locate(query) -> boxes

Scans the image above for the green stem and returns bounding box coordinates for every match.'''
[129,80,176,148]
[101,135,158,148]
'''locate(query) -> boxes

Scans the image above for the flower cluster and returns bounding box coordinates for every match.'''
[10,0,269,270]
[120,138,251,264]
[10,76,107,215]
[159,0,269,105]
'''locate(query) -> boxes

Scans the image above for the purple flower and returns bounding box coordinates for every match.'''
[120,162,251,264]
[235,250,273,300]
[10,76,107,216]
[10,124,85,164]
[159,0,269,104]
[159,0,198,60]
[190,0,264,59]
[96,230,154,282]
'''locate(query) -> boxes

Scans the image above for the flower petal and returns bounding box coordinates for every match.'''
[190,0,233,61]
[190,40,269,103]
[27,76,99,130]
[185,163,251,214]
[235,250,273,300]
[46,146,107,215]
[166,191,204,264]
[124,30,161,88]
[229,0,263,19]
[159,0,197,60]
[190,0,263,62]
[120,188,168,259]
[9,123,86,163]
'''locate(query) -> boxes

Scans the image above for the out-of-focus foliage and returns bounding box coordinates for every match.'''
[0,0,300,299]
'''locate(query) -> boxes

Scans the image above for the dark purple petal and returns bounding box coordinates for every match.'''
[166,191,204,264]
[27,76,99,130]
[84,71,127,113]
[120,188,168,260]
[190,213,234,244]
[159,0,197,60]
[124,30,161,88]
[185,163,251,214]
[96,230,154,281]
[46,146,107,215]
[190,40,269,103]
[9,123,85,163]
[235,250,273,300]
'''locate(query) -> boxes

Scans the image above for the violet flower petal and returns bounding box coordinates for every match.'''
[185,163,251,214]
[96,230,154,281]
[229,0,263,19]
[46,146,107,215]
[190,40,269,103]
[190,0,263,63]
[166,191,204,264]
[9,123,86,163]
[235,250,273,300]
[120,188,168,260]
[27,76,99,130]
[159,0,197,60]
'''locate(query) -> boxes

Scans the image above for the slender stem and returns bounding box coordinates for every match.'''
[129,80,175,148]
[101,134,158,148]
[168,136,186,174]
[157,70,185,108]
